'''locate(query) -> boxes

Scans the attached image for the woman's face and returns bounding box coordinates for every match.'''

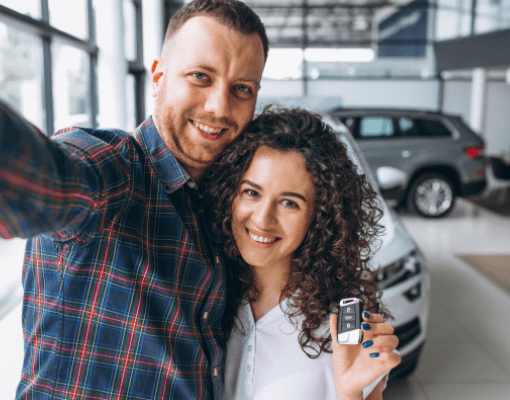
[232,146,315,271]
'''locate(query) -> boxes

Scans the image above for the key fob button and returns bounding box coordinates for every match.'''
[342,315,355,322]
[344,306,355,314]
[342,322,355,331]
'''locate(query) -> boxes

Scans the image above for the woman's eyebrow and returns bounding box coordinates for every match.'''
[240,180,307,202]
[240,179,262,190]
[280,192,307,202]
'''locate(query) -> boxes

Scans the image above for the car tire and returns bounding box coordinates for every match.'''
[407,173,456,218]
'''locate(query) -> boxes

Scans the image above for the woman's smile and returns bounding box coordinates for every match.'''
[245,228,281,247]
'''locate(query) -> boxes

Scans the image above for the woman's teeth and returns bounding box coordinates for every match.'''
[249,231,278,243]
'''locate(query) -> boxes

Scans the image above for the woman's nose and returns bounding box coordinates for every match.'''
[251,200,276,228]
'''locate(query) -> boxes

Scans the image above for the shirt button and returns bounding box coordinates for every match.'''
[250,325,254,332]
[187,181,196,189]
[248,345,252,351]
[203,311,208,320]
[247,365,251,372]
[214,367,218,376]
[215,255,220,265]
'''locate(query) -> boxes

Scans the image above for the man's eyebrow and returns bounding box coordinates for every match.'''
[196,65,260,85]
[240,180,307,202]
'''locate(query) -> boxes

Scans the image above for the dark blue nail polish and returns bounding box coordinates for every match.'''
[370,353,380,358]
[363,311,370,319]
[361,323,371,330]
[362,340,373,349]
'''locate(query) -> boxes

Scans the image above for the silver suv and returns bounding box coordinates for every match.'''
[328,108,487,218]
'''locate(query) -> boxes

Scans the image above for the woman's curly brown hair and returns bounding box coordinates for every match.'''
[202,106,389,359]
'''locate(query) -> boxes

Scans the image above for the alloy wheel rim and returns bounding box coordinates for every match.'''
[415,178,453,216]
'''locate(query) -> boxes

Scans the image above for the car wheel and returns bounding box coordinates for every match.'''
[408,173,455,218]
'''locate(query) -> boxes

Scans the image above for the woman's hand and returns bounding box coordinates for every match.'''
[329,311,401,400]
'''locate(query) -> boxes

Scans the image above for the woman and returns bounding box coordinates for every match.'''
[203,107,401,400]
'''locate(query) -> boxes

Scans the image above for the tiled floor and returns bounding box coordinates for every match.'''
[385,198,510,400]
[1,198,510,399]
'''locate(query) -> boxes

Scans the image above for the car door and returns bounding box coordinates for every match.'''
[344,115,426,184]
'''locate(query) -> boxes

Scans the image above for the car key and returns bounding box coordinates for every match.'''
[337,297,364,345]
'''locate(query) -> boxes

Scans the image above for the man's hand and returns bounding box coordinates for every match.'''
[330,311,401,400]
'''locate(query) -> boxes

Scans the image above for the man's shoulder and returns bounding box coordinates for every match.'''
[52,126,136,157]
[53,125,131,142]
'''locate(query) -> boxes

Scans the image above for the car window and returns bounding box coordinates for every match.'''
[398,118,421,137]
[359,117,394,138]
[340,117,356,131]
[415,119,452,138]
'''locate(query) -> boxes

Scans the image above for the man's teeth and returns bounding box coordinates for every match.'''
[192,120,223,134]
[249,232,277,243]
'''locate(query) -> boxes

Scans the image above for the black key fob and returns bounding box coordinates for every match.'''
[337,298,363,345]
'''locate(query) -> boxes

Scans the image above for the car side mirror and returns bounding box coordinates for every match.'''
[376,167,407,190]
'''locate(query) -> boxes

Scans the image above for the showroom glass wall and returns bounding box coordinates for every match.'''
[0,0,145,136]
[251,0,510,82]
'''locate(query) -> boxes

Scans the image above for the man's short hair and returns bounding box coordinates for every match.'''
[164,0,269,62]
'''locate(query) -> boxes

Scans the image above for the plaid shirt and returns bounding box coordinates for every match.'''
[0,103,227,399]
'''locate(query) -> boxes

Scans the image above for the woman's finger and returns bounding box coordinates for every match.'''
[362,311,384,324]
[329,312,339,339]
[361,321,394,336]
[361,335,399,352]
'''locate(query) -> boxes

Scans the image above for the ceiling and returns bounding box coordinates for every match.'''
[242,0,414,48]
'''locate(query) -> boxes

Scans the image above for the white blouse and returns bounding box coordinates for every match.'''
[225,298,386,400]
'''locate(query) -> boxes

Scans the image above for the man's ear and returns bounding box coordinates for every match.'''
[151,58,164,97]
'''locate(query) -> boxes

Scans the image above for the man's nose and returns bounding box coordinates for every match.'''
[203,84,231,119]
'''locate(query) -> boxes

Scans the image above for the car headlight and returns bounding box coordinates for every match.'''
[373,250,424,290]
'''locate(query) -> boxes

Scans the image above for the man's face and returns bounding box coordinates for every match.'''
[151,16,265,176]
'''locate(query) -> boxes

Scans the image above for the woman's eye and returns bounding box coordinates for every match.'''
[243,189,258,197]
[282,199,298,209]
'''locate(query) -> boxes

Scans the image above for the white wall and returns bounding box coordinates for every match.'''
[259,79,440,110]
[443,80,510,157]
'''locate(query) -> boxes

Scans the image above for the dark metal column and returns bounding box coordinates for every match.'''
[88,0,98,128]
[164,0,185,40]
[301,0,308,96]
[41,0,54,136]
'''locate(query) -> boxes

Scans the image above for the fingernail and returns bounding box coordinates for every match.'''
[370,353,380,358]
[361,323,371,330]
[363,311,370,319]
[362,340,373,349]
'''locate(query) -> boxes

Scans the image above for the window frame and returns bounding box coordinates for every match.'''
[0,1,98,136]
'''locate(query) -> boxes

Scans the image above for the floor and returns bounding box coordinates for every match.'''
[1,198,510,399]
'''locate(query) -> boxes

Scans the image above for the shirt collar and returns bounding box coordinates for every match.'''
[133,116,192,193]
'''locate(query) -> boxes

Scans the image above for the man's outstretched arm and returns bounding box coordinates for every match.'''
[0,101,129,240]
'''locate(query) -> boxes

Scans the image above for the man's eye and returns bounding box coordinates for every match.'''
[237,85,251,93]
[193,73,208,80]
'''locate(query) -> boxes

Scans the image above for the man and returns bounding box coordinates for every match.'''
[0,0,267,398]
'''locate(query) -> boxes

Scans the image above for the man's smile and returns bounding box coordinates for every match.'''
[190,119,227,141]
